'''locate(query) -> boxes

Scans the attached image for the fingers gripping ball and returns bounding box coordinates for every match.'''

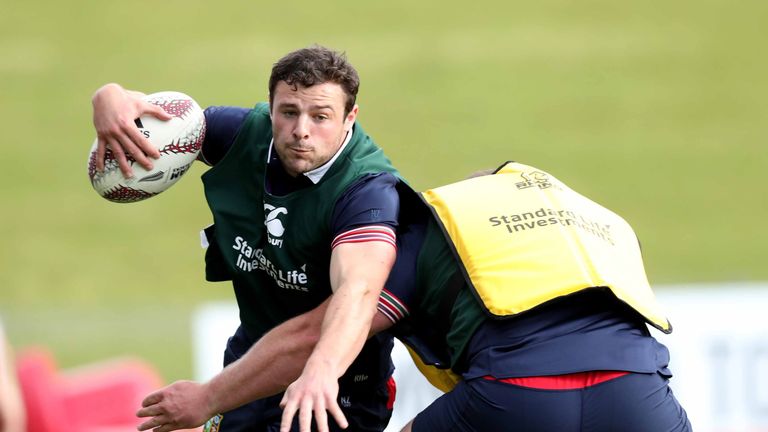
[87,91,206,203]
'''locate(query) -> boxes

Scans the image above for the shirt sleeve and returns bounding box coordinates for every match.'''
[198,106,251,166]
[330,172,400,249]
[375,219,425,324]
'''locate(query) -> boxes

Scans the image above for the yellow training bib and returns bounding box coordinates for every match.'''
[421,161,671,333]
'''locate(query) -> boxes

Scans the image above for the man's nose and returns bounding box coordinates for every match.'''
[292,115,310,140]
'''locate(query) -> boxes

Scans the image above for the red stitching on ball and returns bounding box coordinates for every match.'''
[104,186,157,203]
[151,99,194,119]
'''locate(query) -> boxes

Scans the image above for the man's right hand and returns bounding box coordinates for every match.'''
[136,380,215,432]
[91,83,172,178]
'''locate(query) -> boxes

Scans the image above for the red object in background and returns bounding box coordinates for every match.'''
[16,347,164,432]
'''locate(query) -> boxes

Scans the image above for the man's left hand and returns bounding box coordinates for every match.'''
[279,359,348,432]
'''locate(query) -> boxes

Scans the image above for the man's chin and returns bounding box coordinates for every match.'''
[283,161,312,177]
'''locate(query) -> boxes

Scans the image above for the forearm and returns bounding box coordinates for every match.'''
[206,300,328,413]
[277,241,396,432]
[205,290,394,414]
[307,281,380,378]
[308,241,396,378]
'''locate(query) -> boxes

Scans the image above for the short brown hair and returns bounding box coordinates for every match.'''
[268,45,360,114]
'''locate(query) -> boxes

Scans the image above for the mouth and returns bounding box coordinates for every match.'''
[288,146,311,154]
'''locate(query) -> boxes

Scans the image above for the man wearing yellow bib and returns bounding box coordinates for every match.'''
[364,161,691,431]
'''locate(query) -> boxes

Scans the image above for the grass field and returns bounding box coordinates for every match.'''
[1,0,766,382]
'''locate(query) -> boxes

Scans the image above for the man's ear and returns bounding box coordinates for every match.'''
[344,105,359,132]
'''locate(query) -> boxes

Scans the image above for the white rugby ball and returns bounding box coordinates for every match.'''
[87,91,206,203]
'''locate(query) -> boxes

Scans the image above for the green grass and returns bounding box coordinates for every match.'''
[1,0,766,382]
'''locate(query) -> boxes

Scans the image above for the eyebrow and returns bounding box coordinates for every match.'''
[276,102,336,111]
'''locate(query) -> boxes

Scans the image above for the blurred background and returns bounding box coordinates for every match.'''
[1,0,766,429]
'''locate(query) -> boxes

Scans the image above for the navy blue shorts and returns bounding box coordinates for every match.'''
[413,372,691,432]
[208,326,394,432]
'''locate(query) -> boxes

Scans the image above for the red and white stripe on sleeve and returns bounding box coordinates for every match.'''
[331,225,397,250]
[378,288,410,324]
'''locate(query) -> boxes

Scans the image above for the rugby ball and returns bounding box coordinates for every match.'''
[87,91,206,203]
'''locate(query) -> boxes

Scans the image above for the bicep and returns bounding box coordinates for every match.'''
[329,240,396,294]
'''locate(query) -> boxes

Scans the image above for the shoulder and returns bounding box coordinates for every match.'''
[203,103,269,130]
[337,173,401,216]
[201,104,271,166]
[200,106,251,165]
[203,106,252,134]
[343,172,400,196]
[331,173,402,238]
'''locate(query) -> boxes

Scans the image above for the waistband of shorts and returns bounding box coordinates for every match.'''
[482,370,631,390]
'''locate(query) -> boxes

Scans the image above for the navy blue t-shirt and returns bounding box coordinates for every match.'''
[464,290,672,379]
